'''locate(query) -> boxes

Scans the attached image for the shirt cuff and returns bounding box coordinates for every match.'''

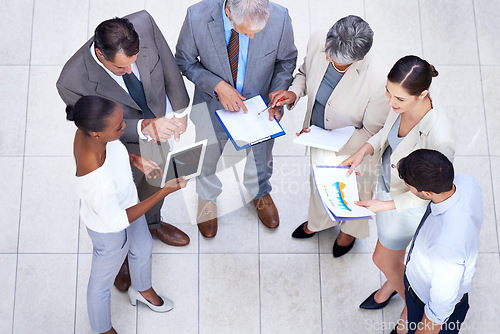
[137,119,152,141]
[173,109,189,118]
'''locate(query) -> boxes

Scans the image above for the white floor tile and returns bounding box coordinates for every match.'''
[0,66,29,156]
[454,156,498,253]
[0,255,16,334]
[260,156,319,254]
[13,254,77,334]
[365,0,422,67]
[137,254,198,334]
[199,203,259,254]
[320,253,383,334]
[30,0,89,65]
[460,254,500,333]
[88,0,147,39]
[74,254,136,334]
[309,0,364,33]
[273,0,310,65]
[420,0,478,65]
[474,0,500,66]
[490,157,500,248]
[260,254,322,334]
[199,254,260,334]
[19,157,79,253]
[318,219,378,255]
[481,66,500,156]
[25,66,76,156]
[0,158,23,253]
[432,66,488,155]
[0,0,34,65]
[145,0,200,48]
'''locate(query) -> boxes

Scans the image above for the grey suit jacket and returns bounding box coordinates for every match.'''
[56,10,189,147]
[175,0,297,123]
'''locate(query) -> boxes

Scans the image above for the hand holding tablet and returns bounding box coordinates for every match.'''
[160,139,208,187]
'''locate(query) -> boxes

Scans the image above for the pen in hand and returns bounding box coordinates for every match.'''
[258,96,285,115]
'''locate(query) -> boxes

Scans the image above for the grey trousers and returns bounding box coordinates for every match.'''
[86,215,153,333]
[194,107,274,202]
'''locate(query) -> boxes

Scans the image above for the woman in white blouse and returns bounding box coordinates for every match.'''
[68,95,187,334]
[341,56,456,332]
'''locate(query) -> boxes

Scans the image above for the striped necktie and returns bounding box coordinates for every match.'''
[227,29,239,86]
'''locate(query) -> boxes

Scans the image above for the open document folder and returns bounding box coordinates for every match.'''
[216,95,285,151]
[293,125,355,152]
[312,165,374,221]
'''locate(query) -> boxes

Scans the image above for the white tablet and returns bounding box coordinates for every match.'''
[160,139,208,187]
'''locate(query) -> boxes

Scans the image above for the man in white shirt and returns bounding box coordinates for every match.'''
[57,11,191,291]
[395,149,484,334]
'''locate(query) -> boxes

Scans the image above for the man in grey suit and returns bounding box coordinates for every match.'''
[176,0,297,238]
[57,11,191,291]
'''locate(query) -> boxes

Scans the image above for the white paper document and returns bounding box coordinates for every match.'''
[312,165,374,221]
[215,95,285,150]
[293,125,355,152]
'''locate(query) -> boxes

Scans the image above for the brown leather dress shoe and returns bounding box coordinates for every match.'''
[197,198,217,238]
[253,194,279,228]
[149,222,190,246]
[114,257,131,292]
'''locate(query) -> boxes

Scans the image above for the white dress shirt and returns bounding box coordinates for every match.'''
[406,174,483,324]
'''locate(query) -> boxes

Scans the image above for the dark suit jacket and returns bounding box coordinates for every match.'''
[175,0,297,124]
[57,10,189,151]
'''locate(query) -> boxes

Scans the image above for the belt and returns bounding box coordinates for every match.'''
[404,275,425,309]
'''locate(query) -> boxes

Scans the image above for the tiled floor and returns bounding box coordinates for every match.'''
[1,0,499,333]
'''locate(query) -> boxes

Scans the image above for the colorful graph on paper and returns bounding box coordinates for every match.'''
[324,182,352,212]
[312,165,374,220]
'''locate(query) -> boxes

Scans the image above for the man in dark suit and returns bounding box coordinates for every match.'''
[175,0,297,238]
[57,11,191,291]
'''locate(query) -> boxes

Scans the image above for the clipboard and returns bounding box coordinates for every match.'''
[215,95,285,151]
[160,139,208,187]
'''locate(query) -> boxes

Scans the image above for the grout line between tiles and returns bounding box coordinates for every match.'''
[75,3,92,332]
[318,250,324,334]
[198,223,201,334]
[11,0,37,332]
[470,0,500,254]
[417,0,425,58]
[73,205,82,333]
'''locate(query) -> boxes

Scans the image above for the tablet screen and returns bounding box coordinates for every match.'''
[161,140,207,186]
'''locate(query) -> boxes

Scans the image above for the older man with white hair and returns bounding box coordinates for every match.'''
[176,0,297,238]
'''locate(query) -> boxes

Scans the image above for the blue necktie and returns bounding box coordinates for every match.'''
[123,72,155,119]
[406,203,432,265]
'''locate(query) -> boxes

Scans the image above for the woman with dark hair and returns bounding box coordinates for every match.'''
[341,55,456,332]
[269,15,390,257]
[68,95,187,334]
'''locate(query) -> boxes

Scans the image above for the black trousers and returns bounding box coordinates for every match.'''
[405,275,469,334]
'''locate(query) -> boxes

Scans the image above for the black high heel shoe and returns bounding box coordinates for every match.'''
[359,289,398,309]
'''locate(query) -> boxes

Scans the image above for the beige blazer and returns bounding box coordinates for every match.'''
[367,107,456,212]
[287,31,390,156]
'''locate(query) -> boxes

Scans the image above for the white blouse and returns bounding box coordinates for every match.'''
[75,140,139,233]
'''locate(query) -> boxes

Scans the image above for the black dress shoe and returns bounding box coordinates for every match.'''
[332,238,355,257]
[291,222,316,239]
[359,289,398,309]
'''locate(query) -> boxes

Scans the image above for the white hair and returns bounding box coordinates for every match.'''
[325,15,374,64]
[227,0,270,30]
